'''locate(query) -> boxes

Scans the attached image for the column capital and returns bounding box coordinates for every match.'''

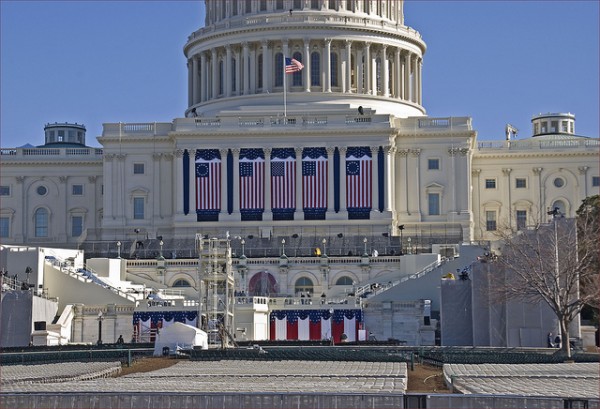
[339,147,347,155]
[326,147,335,155]
[345,39,352,46]
[104,153,116,161]
[295,147,303,155]
[88,176,97,183]
[578,166,589,174]
[447,147,460,156]
[219,148,229,156]
[471,168,481,176]
[264,147,272,156]
[242,42,249,48]
[459,148,469,156]
[16,176,25,184]
[59,176,67,183]
[232,148,241,155]
[116,154,127,161]
[174,149,185,158]
[502,168,512,175]
[410,148,421,157]
[397,149,409,156]
[163,153,173,161]
[153,152,162,161]
[532,167,543,175]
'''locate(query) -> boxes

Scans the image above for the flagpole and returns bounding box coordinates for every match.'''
[283,57,287,117]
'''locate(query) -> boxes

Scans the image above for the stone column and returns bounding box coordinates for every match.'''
[262,41,269,93]
[232,149,241,214]
[188,59,193,106]
[356,47,363,93]
[410,149,421,217]
[225,45,232,97]
[385,146,395,212]
[502,167,512,226]
[153,153,162,220]
[411,55,417,103]
[192,57,200,104]
[304,39,311,92]
[282,40,289,92]
[242,42,250,95]
[381,45,389,97]
[396,149,409,216]
[295,147,303,217]
[371,146,379,213]
[200,52,208,102]
[404,52,410,101]
[364,42,371,95]
[264,148,272,220]
[345,40,352,93]
[326,147,335,214]
[578,166,589,199]
[324,39,332,92]
[220,149,229,215]
[394,48,401,99]
[532,167,544,218]
[211,48,218,99]
[418,58,423,105]
[339,147,347,213]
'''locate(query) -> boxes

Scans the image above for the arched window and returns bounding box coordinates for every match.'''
[258,54,263,89]
[294,277,314,296]
[552,200,566,216]
[231,57,237,92]
[275,53,284,87]
[173,279,191,287]
[35,208,48,237]
[330,52,338,87]
[292,51,303,86]
[218,60,224,95]
[310,51,321,86]
[335,276,354,286]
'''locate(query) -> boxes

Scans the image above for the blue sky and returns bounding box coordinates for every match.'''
[1,1,598,148]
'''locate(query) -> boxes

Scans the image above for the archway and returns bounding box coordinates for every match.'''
[248,271,278,296]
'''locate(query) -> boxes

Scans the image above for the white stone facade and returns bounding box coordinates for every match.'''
[0,1,598,288]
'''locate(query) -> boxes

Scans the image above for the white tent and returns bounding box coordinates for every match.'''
[153,322,208,356]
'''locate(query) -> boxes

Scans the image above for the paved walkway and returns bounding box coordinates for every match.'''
[444,363,600,399]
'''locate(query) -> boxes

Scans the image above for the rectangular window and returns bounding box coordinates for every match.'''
[0,186,10,196]
[275,0,283,10]
[0,217,9,238]
[592,176,599,187]
[550,120,558,133]
[486,211,497,231]
[427,158,439,170]
[68,130,75,141]
[245,0,251,13]
[72,216,83,237]
[133,163,144,175]
[516,210,527,230]
[133,197,145,220]
[428,193,440,216]
[58,130,65,141]
[260,0,266,11]
[515,178,527,188]
[72,184,83,195]
[485,179,496,189]
[561,121,568,132]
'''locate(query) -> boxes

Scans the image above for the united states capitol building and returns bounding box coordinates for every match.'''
[1,0,598,348]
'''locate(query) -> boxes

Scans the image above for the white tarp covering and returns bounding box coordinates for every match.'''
[153,322,208,356]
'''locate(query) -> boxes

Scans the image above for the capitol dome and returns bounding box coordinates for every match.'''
[183,0,426,118]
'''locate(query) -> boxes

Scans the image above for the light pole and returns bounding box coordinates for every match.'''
[398,224,405,254]
[97,311,104,345]
[117,241,121,258]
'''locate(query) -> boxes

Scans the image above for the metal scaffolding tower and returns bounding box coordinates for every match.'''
[196,234,235,348]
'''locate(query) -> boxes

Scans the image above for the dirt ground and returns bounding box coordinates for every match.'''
[117,357,449,393]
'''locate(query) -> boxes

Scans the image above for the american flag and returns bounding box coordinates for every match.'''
[271,148,296,210]
[285,57,304,74]
[346,146,372,209]
[239,148,265,210]
[302,147,328,210]
[195,149,221,211]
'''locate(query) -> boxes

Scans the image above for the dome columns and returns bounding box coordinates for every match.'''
[187,39,423,113]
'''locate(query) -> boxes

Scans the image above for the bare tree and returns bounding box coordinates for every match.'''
[488,200,599,358]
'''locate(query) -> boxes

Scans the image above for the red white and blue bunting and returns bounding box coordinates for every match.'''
[269,309,363,343]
